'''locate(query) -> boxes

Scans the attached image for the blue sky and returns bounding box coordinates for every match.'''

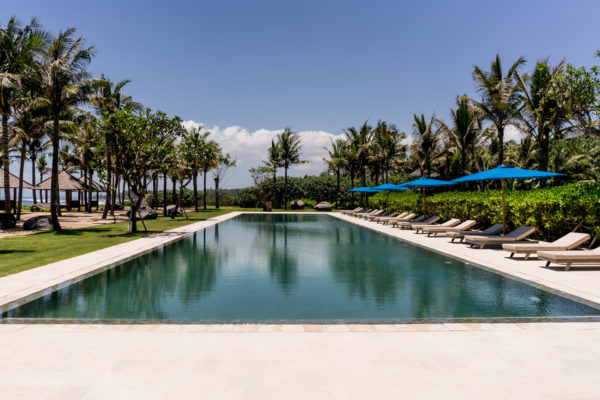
[7,0,600,189]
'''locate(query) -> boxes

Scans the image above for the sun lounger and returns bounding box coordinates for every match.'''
[367,211,397,221]
[413,218,460,233]
[376,212,409,224]
[342,207,363,215]
[447,224,503,243]
[502,232,590,260]
[389,215,425,227]
[352,209,374,218]
[358,209,384,219]
[465,226,536,249]
[423,220,477,236]
[394,215,439,229]
[538,247,600,270]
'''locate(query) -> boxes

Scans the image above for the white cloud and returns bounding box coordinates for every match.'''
[504,124,526,143]
[182,121,345,188]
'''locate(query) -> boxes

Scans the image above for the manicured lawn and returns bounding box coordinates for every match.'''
[0,208,252,277]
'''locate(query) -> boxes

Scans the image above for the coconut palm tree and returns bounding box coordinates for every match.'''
[372,121,406,182]
[411,114,440,177]
[264,139,282,207]
[344,122,372,187]
[181,126,210,212]
[515,59,567,171]
[471,54,526,166]
[0,17,47,213]
[277,128,304,210]
[38,27,96,230]
[324,138,348,207]
[437,98,484,177]
[198,134,220,210]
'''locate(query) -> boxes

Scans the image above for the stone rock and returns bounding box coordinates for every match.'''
[23,215,53,231]
[290,200,305,210]
[110,204,125,211]
[31,203,51,212]
[0,213,16,229]
[313,201,332,211]
[126,199,158,220]
[165,204,184,217]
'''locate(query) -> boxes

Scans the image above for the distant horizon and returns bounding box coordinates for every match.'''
[6,0,600,189]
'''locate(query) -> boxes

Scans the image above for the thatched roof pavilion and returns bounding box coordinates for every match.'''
[36,170,86,191]
[0,168,34,189]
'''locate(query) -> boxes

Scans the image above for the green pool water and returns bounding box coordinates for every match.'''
[4,214,600,322]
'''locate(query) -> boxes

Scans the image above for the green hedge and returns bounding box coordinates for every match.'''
[369,183,600,241]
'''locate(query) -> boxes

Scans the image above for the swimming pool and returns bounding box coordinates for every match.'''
[3,213,600,323]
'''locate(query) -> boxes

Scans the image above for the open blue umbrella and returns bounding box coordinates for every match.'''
[373,183,407,210]
[349,186,381,192]
[451,165,563,233]
[399,177,455,216]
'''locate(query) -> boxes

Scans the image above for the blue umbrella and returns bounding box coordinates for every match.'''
[399,177,455,216]
[451,165,563,233]
[373,183,407,210]
[349,186,381,192]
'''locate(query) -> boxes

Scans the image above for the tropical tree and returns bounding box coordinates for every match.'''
[38,27,97,229]
[344,121,372,187]
[277,128,304,209]
[180,125,210,211]
[323,138,348,206]
[0,17,47,213]
[471,54,526,166]
[411,114,440,177]
[437,98,484,177]
[515,59,567,171]
[198,134,220,210]
[264,139,282,207]
[212,153,236,209]
[37,154,49,202]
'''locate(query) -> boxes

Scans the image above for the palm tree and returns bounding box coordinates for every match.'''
[38,28,96,230]
[264,139,281,207]
[91,77,141,218]
[438,98,483,177]
[515,59,567,171]
[372,121,406,182]
[277,128,304,210]
[198,134,220,210]
[472,54,526,166]
[344,122,372,186]
[181,126,210,211]
[37,154,49,201]
[324,138,348,207]
[507,135,537,169]
[69,118,99,212]
[0,17,47,213]
[411,114,440,177]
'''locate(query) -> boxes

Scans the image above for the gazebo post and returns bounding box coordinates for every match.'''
[12,188,17,214]
[501,177,506,235]
[96,191,99,211]
[77,190,81,212]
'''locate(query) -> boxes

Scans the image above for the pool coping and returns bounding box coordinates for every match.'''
[1,211,600,322]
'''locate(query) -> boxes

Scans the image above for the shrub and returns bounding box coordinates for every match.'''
[369,183,600,241]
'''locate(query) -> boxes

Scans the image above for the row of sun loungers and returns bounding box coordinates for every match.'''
[342,208,597,270]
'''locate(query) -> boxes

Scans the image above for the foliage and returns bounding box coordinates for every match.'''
[369,183,600,241]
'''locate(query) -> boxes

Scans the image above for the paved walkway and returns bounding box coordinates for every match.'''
[1,322,600,399]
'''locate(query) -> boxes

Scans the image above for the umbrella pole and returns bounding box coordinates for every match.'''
[501,178,506,235]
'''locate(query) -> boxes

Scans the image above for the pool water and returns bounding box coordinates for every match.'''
[4,214,600,322]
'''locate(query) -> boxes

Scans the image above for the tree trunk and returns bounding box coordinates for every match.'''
[350,172,355,208]
[111,174,118,216]
[102,135,112,219]
[284,167,288,210]
[171,176,177,205]
[538,129,550,172]
[83,168,88,212]
[193,172,198,212]
[88,169,93,213]
[215,177,220,209]
[31,155,37,205]
[163,173,167,215]
[272,171,277,207]
[16,140,27,220]
[2,112,11,214]
[203,169,207,210]
[336,169,340,208]
[497,121,505,166]
[50,116,61,230]
[152,173,158,209]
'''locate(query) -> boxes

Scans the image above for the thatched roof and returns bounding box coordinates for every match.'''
[35,170,105,191]
[0,168,34,189]
[36,170,86,191]
[78,176,105,192]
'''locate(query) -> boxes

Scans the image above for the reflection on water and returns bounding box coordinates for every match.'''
[4,214,600,321]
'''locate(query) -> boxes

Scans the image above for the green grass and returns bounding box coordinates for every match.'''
[0,207,328,277]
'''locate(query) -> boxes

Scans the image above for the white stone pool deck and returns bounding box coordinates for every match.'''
[2,211,600,399]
